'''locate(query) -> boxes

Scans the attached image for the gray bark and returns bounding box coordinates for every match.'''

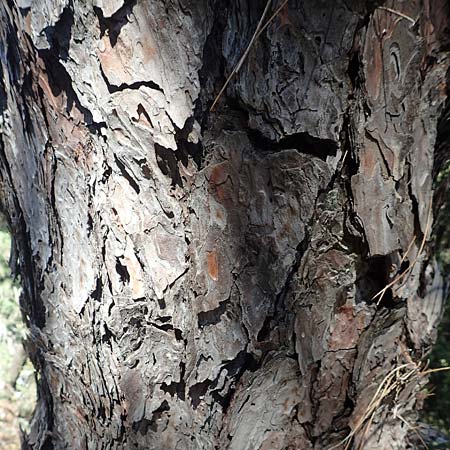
[0,0,449,449]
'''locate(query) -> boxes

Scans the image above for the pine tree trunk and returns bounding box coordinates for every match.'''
[0,1,449,449]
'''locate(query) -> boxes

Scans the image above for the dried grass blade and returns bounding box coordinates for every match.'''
[210,0,273,111]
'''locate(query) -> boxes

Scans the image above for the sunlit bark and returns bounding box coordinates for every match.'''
[0,1,449,449]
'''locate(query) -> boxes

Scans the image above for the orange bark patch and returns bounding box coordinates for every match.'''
[207,251,219,281]
[139,40,157,62]
[360,140,379,178]
[208,162,234,204]
[208,162,229,186]
[215,183,231,203]
[328,305,367,351]
[364,16,383,101]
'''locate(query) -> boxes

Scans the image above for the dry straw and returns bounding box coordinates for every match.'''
[210,0,289,111]
[328,361,450,450]
[372,202,433,305]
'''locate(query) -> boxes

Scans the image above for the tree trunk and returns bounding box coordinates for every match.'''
[0,1,449,449]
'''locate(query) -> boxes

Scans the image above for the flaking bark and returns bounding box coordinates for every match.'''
[0,1,449,449]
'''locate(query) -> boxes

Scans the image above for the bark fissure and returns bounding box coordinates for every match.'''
[0,0,449,449]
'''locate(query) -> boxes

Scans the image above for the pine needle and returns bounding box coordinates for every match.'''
[210,0,288,111]
[378,6,416,25]
[373,201,433,305]
[254,0,289,41]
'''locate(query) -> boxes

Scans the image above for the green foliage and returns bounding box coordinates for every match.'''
[423,297,450,432]
[423,158,450,433]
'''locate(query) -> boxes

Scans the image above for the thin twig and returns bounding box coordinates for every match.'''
[328,364,414,450]
[374,233,416,305]
[395,413,429,450]
[329,360,450,450]
[210,0,272,112]
[378,6,416,25]
[345,364,418,449]
[210,0,288,111]
[420,366,450,376]
[373,201,433,304]
[399,234,416,266]
[254,0,289,40]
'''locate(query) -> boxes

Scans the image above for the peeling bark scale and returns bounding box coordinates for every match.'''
[0,1,449,449]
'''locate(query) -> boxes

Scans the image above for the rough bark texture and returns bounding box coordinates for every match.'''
[0,1,449,449]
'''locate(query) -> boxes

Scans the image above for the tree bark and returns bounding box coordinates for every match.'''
[0,1,449,449]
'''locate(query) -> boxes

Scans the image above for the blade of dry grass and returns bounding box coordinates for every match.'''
[210,0,272,112]
[210,0,289,111]
[378,6,416,24]
[420,366,450,376]
[395,412,429,450]
[254,0,289,40]
[373,201,433,304]
[329,359,449,450]
[329,363,415,450]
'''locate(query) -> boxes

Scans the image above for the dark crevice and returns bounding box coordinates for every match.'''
[211,351,257,412]
[406,162,425,246]
[37,367,55,449]
[160,362,186,401]
[115,258,130,284]
[100,63,164,95]
[189,350,257,412]
[0,140,45,329]
[136,400,170,434]
[132,417,152,436]
[197,0,228,122]
[94,0,137,47]
[197,300,228,328]
[37,6,107,133]
[247,125,338,161]
[42,3,74,61]
[139,161,152,179]
[19,71,35,137]
[114,154,140,194]
[218,95,338,161]
[148,321,183,341]
[222,351,258,378]
[41,435,55,450]
[88,121,107,137]
[0,63,7,113]
[157,297,166,309]
[341,102,369,256]
[355,254,394,306]
[97,404,106,421]
[38,48,96,126]
[5,21,22,83]
[86,211,94,236]
[174,116,204,171]
[154,144,182,187]
[155,315,171,323]
[48,144,64,267]
[90,277,103,302]
[347,49,361,90]
[189,379,212,409]
[101,324,115,344]
[257,231,309,342]
[154,115,204,187]
[101,163,112,184]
